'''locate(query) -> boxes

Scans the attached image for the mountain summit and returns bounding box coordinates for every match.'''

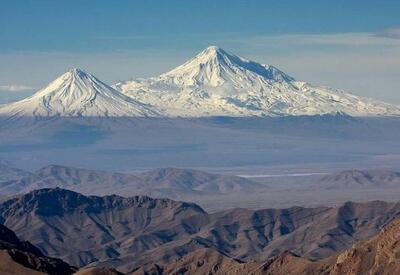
[116,46,400,117]
[0,68,160,118]
[159,45,294,87]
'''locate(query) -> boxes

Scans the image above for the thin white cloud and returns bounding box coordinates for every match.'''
[0,84,35,92]
[222,32,400,50]
[376,28,400,39]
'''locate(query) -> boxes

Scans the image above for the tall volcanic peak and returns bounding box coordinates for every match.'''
[159,45,295,86]
[0,68,160,118]
[116,46,400,117]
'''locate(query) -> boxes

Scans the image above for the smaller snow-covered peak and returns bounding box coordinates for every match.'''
[0,69,161,118]
[52,68,105,90]
[34,68,105,99]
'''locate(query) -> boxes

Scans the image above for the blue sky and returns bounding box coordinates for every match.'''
[1,0,400,103]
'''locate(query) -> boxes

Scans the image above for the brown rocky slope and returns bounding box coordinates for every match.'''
[0,223,76,275]
[1,188,400,272]
[133,217,400,274]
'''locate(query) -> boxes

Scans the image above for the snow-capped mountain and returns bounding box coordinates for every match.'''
[115,46,400,117]
[1,48,399,119]
[0,68,160,118]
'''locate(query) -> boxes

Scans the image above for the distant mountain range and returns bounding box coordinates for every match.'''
[1,188,400,273]
[3,163,400,200]
[317,169,400,189]
[0,164,265,198]
[1,46,399,119]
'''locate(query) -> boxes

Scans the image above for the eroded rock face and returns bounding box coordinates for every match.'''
[0,188,208,269]
[73,267,124,275]
[131,248,259,275]
[327,218,400,275]
[0,223,76,275]
[133,218,400,275]
[258,217,400,275]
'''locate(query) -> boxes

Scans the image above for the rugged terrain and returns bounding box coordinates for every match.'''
[1,188,400,273]
[0,223,76,275]
[131,217,400,274]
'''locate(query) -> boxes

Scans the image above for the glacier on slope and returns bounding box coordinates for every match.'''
[115,46,400,117]
[0,68,161,118]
